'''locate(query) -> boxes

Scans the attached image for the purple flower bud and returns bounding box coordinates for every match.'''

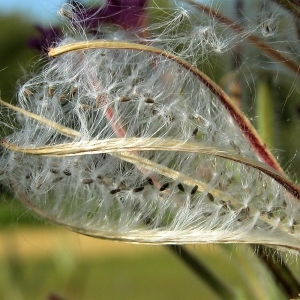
[27,26,62,53]
[27,1,148,53]
[71,0,148,30]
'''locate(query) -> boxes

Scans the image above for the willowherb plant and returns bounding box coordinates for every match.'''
[1,0,300,254]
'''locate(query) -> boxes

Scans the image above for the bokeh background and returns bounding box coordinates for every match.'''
[1,1,300,299]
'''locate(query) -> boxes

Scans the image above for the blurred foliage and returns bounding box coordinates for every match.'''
[0,193,44,227]
[0,14,38,101]
[0,14,43,226]
[0,238,286,300]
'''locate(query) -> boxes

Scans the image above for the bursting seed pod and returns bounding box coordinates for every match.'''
[1,2,300,254]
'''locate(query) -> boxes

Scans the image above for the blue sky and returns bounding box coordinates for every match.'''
[0,0,69,23]
[0,0,207,23]
[1,0,207,28]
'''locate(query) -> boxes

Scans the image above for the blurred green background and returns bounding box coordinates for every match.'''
[1,2,300,300]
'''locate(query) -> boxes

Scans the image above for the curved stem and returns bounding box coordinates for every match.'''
[270,0,300,19]
[167,245,235,300]
[3,136,300,200]
[183,0,300,77]
[253,245,300,298]
[48,40,283,172]
[0,99,79,138]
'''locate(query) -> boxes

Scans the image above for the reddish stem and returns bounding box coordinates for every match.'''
[184,0,300,77]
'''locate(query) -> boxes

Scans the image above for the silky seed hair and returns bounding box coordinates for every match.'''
[1,44,299,248]
[56,1,300,68]
[0,1,300,251]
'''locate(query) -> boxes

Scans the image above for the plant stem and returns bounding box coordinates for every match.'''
[256,78,274,149]
[270,0,300,19]
[167,245,235,300]
[183,0,300,77]
[49,41,283,172]
[253,245,300,298]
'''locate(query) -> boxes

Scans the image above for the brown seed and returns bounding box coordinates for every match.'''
[178,13,184,22]
[50,169,59,174]
[23,89,33,97]
[60,9,73,19]
[146,177,154,186]
[203,212,212,217]
[237,207,250,220]
[63,169,72,176]
[191,185,198,195]
[58,94,68,101]
[177,183,185,192]
[52,177,63,183]
[49,86,55,98]
[219,200,226,206]
[36,182,44,189]
[110,188,121,194]
[133,186,144,192]
[80,104,92,110]
[192,128,198,136]
[207,193,214,201]
[82,179,94,184]
[144,217,153,225]
[144,97,155,104]
[120,96,131,102]
[167,113,175,122]
[159,183,170,191]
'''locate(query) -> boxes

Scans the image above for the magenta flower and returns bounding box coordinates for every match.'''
[27,26,62,53]
[72,0,148,29]
[28,0,148,53]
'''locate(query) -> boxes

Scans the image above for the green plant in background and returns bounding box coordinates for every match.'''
[1,0,300,299]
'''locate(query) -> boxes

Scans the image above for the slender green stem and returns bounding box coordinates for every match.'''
[253,245,300,298]
[256,78,274,149]
[167,245,235,300]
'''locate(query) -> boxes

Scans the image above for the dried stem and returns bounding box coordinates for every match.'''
[0,99,79,138]
[183,0,300,77]
[49,40,283,172]
[3,136,300,200]
[4,99,300,243]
